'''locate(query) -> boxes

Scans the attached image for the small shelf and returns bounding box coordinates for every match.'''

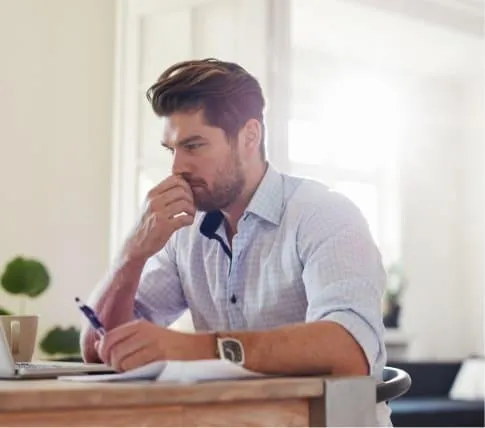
[384,328,409,346]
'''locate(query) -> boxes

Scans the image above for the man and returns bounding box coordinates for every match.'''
[81,58,389,424]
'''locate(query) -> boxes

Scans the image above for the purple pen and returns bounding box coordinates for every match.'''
[75,297,106,336]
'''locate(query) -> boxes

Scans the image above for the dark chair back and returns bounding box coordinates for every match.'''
[377,366,412,403]
[386,361,460,397]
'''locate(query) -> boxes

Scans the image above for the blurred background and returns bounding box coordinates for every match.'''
[0,0,483,362]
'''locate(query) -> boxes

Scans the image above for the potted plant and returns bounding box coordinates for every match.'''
[383,262,407,328]
[0,256,81,358]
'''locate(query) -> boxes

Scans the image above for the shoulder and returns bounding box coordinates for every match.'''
[281,177,378,264]
[282,175,366,232]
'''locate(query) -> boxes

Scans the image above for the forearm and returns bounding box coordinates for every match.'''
[80,255,147,362]
[220,321,369,376]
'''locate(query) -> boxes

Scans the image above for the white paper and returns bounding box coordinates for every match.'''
[157,359,266,383]
[58,361,166,382]
[58,359,265,383]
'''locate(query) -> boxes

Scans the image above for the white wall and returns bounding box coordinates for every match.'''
[400,74,485,360]
[0,0,115,354]
[461,75,485,356]
[292,0,484,360]
[400,77,462,359]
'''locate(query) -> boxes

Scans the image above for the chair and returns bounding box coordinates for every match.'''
[377,366,412,403]
[386,361,484,427]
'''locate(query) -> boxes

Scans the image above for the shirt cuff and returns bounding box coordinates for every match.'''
[322,310,382,376]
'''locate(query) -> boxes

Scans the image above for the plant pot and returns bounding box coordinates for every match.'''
[383,303,401,328]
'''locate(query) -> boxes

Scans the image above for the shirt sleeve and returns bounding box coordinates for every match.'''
[134,235,188,326]
[297,189,386,374]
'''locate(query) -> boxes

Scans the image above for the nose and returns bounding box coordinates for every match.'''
[171,148,191,176]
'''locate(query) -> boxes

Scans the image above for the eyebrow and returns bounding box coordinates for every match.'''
[161,135,207,149]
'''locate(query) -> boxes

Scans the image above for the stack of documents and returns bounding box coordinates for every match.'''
[58,359,267,383]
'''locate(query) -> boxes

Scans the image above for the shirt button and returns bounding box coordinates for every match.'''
[230,294,237,304]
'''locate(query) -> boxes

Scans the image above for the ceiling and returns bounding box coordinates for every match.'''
[291,0,484,77]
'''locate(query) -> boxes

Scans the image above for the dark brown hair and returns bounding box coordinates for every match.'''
[146,58,266,159]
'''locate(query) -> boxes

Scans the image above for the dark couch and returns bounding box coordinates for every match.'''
[388,360,484,427]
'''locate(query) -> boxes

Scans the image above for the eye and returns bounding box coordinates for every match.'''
[185,142,203,151]
[163,146,174,154]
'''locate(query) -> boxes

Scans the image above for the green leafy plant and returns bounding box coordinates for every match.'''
[0,307,11,316]
[0,256,81,357]
[39,327,81,355]
[0,256,50,315]
[384,262,407,305]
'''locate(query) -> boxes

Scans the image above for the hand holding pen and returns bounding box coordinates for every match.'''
[75,297,106,337]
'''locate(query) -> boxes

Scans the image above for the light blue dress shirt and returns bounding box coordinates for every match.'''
[135,163,390,425]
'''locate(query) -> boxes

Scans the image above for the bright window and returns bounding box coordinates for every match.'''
[287,67,402,261]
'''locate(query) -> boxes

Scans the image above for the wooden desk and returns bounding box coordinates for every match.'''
[0,375,377,426]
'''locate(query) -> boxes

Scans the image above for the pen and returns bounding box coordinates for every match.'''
[75,297,106,336]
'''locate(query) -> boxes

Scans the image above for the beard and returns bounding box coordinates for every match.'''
[186,151,245,212]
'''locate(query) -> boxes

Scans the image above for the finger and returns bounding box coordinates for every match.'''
[94,340,102,362]
[160,186,194,206]
[164,199,196,219]
[109,338,151,372]
[169,212,194,230]
[96,338,109,364]
[147,189,194,213]
[97,321,140,363]
[148,175,191,198]
[116,343,162,372]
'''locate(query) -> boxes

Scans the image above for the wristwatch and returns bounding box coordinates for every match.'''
[215,335,245,365]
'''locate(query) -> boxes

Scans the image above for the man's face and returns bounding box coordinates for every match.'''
[161,110,245,212]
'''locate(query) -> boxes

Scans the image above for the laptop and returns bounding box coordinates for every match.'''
[0,324,114,379]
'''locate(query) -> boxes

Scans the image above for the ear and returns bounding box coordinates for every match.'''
[239,119,262,156]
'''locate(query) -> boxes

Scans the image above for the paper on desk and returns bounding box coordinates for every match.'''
[156,359,266,383]
[57,359,266,383]
[58,361,166,382]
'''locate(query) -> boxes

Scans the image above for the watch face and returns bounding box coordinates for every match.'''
[220,338,244,365]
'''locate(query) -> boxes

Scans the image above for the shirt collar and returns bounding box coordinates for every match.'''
[199,210,224,238]
[199,163,284,238]
[244,163,283,226]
